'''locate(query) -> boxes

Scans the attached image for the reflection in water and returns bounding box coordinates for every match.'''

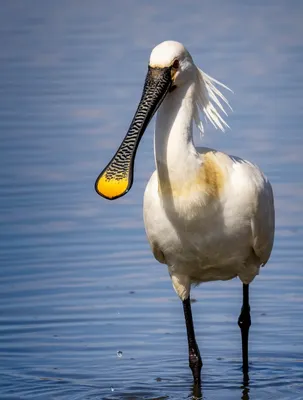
[243,371,249,387]
[0,1,303,399]
[241,386,250,400]
[191,382,203,399]
[190,376,250,400]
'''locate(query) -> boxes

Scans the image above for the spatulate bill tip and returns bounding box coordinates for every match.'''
[95,172,131,200]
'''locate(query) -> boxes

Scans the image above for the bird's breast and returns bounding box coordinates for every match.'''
[157,151,227,219]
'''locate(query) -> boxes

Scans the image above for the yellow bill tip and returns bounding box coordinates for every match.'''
[95,173,129,200]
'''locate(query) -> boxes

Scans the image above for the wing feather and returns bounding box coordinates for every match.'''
[251,178,275,266]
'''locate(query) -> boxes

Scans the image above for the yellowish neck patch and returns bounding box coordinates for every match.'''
[199,152,225,197]
[158,152,225,199]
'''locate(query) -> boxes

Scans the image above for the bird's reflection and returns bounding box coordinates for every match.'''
[191,382,203,399]
[241,372,250,400]
[241,386,250,400]
[243,371,249,386]
[189,372,250,400]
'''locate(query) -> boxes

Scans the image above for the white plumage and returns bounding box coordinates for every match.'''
[143,41,274,301]
[96,40,275,383]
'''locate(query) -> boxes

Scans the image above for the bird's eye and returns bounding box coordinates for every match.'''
[172,59,179,69]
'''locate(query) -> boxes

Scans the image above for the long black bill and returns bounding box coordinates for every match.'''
[95,66,172,200]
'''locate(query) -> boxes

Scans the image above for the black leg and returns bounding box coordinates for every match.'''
[238,284,251,381]
[183,296,202,385]
[191,381,202,399]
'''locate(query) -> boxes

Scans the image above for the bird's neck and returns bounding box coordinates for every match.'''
[154,80,199,191]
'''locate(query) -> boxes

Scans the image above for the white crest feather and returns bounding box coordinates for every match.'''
[194,67,233,135]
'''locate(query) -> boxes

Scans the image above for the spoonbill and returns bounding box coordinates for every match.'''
[95,41,275,384]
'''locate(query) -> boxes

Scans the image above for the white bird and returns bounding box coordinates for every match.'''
[95,41,275,385]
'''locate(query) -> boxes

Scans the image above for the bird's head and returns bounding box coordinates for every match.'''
[95,41,231,200]
[149,41,196,90]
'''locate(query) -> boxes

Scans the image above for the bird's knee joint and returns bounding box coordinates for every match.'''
[189,346,202,365]
[238,314,251,329]
[189,354,202,370]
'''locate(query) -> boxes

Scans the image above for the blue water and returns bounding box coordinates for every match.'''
[0,1,303,399]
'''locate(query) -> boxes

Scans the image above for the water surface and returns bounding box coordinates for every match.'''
[1,1,303,399]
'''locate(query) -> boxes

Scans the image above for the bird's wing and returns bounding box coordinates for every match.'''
[228,155,275,266]
[250,176,275,266]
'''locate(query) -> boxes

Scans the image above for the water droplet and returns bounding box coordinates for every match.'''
[110,387,114,392]
[117,350,123,358]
